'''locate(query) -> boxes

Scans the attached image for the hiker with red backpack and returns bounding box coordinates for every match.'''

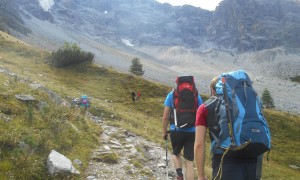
[162,76,203,180]
[194,71,271,180]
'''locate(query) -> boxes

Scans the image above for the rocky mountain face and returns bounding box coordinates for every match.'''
[0,0,52,34]
[1,0,299,51]
[0,0,30,34]
[209,0,300,51]
[48,0,211,48]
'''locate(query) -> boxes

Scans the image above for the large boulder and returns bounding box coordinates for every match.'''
[47,150,80,176]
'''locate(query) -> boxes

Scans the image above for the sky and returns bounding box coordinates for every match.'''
[155,0,223,11]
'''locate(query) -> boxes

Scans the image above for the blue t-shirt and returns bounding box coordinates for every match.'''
[164,91,203,132]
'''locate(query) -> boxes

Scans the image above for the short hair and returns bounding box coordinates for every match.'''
[210,76,219,91]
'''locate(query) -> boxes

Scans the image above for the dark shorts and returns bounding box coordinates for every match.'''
[170,131,195,161]
[212,155,258,180]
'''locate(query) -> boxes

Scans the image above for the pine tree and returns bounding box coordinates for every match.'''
[261,88,275,108]
[129,57,145,76]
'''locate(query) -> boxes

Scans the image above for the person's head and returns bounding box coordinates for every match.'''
[210,76,219,96]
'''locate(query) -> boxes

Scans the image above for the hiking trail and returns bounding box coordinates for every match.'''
[85,111,176,180]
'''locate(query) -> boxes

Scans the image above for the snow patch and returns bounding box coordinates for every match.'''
[38,0,55,11]
[121,38,134,47]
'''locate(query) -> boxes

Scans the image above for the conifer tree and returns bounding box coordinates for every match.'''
[261,88,275,108]
[129,57,145,76]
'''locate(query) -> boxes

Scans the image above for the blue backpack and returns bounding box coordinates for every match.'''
[80,95,90,108]
[211,70,271,157]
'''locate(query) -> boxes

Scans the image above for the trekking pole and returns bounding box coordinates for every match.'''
[165,131,170,180]
[165,137,168,180]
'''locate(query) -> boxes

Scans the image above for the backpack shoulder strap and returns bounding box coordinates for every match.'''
[172,88,177,108]
[204,96,218,107]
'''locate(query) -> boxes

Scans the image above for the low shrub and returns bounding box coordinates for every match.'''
[49,42,94,67]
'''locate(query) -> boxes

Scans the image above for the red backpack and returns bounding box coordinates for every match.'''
[172,76,198,128]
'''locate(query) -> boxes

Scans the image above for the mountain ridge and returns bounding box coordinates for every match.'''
[2,0,300,51]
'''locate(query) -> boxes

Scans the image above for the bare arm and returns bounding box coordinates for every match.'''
[162,106,170,139]
[194,125,208,180]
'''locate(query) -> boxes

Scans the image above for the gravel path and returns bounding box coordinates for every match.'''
[85,112,178,180]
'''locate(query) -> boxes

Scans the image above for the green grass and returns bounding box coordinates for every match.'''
[263,109,300,176]
[0,73,101,179]
[290,76,300,83]
[94,152,119,164]
[0,31,299,179]
[0,32,101,179]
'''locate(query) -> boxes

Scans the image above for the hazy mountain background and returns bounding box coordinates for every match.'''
[0,0,299,114]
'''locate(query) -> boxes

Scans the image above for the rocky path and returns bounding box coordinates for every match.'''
[85,112,176,180]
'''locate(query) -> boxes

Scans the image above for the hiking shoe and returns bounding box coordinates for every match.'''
[177,176,184,180]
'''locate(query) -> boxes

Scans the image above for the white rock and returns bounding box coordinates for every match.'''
[47,150,80,176]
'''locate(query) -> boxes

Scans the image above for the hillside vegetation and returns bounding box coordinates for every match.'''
[290,76,300,83]
[0,31,299,179]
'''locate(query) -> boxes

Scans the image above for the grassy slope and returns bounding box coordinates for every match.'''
[0,32,101,179]
[0,31,299,179]
[290,76,300,83]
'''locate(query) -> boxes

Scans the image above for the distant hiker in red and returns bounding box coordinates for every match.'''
[131,91,136,102]
[136,90,141,101]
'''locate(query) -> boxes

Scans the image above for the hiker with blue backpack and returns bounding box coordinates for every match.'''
[79,95,90,110]
[162,76,203,180]
[194,70,271,180]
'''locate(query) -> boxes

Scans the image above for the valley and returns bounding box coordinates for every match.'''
[13,15,300,115]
